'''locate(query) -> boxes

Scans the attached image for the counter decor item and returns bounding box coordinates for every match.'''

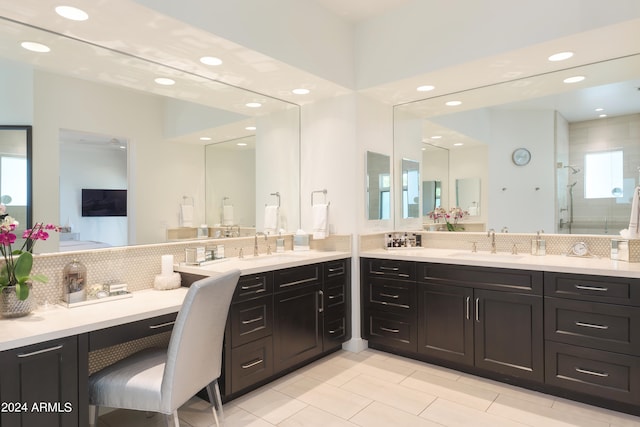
[62,258,87,303]
[154,254,181,290]
[0,207,60,317]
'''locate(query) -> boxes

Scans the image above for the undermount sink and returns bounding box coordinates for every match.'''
[238,253,305,263]
[448,251,524,261]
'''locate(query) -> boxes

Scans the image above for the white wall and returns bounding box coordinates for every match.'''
[449,145,489,225]
[32,70,206,251]
[0,59,33,124]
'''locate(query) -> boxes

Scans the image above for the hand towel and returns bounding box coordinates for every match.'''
[180,204,193,227]
[628,186,640,238]
[312,203,329,240]
[264,205,279,235]
[222,205,234,226]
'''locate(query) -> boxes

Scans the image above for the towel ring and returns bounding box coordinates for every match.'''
[222,196,231,206]
[311,189,329,206]
[182,195,194,206]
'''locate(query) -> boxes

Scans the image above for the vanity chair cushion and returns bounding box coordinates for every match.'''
[88,269,241,415]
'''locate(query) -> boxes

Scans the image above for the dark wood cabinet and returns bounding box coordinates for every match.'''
[322,259,351,350]
[0,335,80,427]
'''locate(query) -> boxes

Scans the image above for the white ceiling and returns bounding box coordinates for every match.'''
[312,0,412,22]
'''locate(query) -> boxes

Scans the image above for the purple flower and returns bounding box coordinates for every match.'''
[0,232,16,246]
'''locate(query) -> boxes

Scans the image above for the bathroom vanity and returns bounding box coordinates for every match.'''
[360,247,640,416]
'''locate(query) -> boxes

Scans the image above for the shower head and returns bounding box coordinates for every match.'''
[564,165,581,174]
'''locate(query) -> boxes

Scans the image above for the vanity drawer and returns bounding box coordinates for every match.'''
[366,277,415,311]
[230,296,273,347]
[89,312,177,351]
[545,341,640,405]
[544,272,640,306]
[234,273,273,302]
[419,263,542,294]
[324,280,346,309]
[545,297,640,356]
[324,259,348,280]
[274,263,321,291]
[364,308,416,352]
[230,337,273,394]
[365,259,416,281]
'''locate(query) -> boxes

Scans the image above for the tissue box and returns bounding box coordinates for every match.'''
[611,239,630,261]
[293,234,309,251]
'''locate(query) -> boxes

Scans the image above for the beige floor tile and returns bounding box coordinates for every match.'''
[456,373,555,407]
[552,397,640,427]
[278,375,372,419]
[221,406,277,427]
[350,401,443,427]
[175,397,220,427]
[232,388,308,424]
[400,369,498,411]
[487,394,610,427]
[279,405,360,427]
[340,373,436,415]
[383,354,463,381]
[99,409,192,427]
[420,398,528,427]
[297,353,363,387]
[347,352,417,384]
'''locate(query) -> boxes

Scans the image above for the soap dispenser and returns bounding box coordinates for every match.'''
[531,230,546,256]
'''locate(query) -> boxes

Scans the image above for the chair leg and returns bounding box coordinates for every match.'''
[88,405,99,427]
[206,379,224,426]
[165,411,180,427]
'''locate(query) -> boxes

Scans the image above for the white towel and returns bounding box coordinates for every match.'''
[264,205,279,235]
[222,205,234,226]
[628,186,640,238]
[180,204,193,227]
[312,203,329,240]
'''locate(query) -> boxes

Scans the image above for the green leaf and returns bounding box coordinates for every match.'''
[13,252,33,280]
[15,281,30,300]
[30,273,48,283]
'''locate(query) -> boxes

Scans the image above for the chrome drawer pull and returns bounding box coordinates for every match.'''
[575,367,609,378]
[475,298,480,322]
[328,267,344,273]
[465,296,470,320]
[379,293,400,299]
[575,321,609,330]
[380,326,400,333]
[149,321,176,329]
[241,359,264,369]
[380,266,399,271]
[17,344,63,358]
[242,316,264,325]
[241,283,264,290]
[328,293,343,300]
[575,285,608,292]
[329,326,344,334]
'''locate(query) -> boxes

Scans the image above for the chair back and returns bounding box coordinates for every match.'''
[160,269,240,412]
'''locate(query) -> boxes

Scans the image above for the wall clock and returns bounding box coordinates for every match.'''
[512,148,531,166]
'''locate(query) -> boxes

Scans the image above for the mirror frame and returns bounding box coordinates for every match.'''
[0,125,32,231]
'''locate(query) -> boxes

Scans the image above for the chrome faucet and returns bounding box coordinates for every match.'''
[254,232,267,256]
[487,228,496,253]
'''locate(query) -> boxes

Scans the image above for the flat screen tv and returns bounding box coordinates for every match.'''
[81,189,127,217]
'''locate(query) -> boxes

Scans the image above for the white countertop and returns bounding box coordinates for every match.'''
[174,250,351,276]
[360,248,640,278]
[0,287,189,352]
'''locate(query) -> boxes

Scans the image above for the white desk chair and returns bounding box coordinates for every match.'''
[88,269,241,427]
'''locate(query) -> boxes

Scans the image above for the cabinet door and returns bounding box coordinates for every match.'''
[418,283,473,366]
[474,289,543,382]
[273,283,322,371]
[0,336,79,427]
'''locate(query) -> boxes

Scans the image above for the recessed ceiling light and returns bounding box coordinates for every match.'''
[200,56,222,66]
[445,100,462,106]
[154,77,175,86]
[417,85,435,92]
[55,5,89,21]
[430,135,442,139]
[453,143,464,146]
[292,88,310,95]
[199,137,211,141]
[21,41,50,53]
[595,107,604,112]
[237,142,247,147]
[245,126,257,131]
[548,51,574,62]
[245,102,262,108]
[599,114,608,118]
[563,75,585,84]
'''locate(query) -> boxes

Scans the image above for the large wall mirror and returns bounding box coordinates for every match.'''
[394,53,640,234]
[0,17,300,252]
[0,126,31,248]
[366,151,391,220]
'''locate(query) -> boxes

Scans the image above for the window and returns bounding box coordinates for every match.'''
[0,156,27,205]
[584,150,623,199]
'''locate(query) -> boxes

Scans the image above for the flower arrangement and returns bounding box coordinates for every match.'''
[428,206,468,231]
[0,204,59,300]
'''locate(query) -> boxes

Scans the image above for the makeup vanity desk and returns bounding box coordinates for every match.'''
[0,287,188,427]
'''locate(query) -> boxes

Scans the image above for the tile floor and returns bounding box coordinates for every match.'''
[97,348,640,427]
